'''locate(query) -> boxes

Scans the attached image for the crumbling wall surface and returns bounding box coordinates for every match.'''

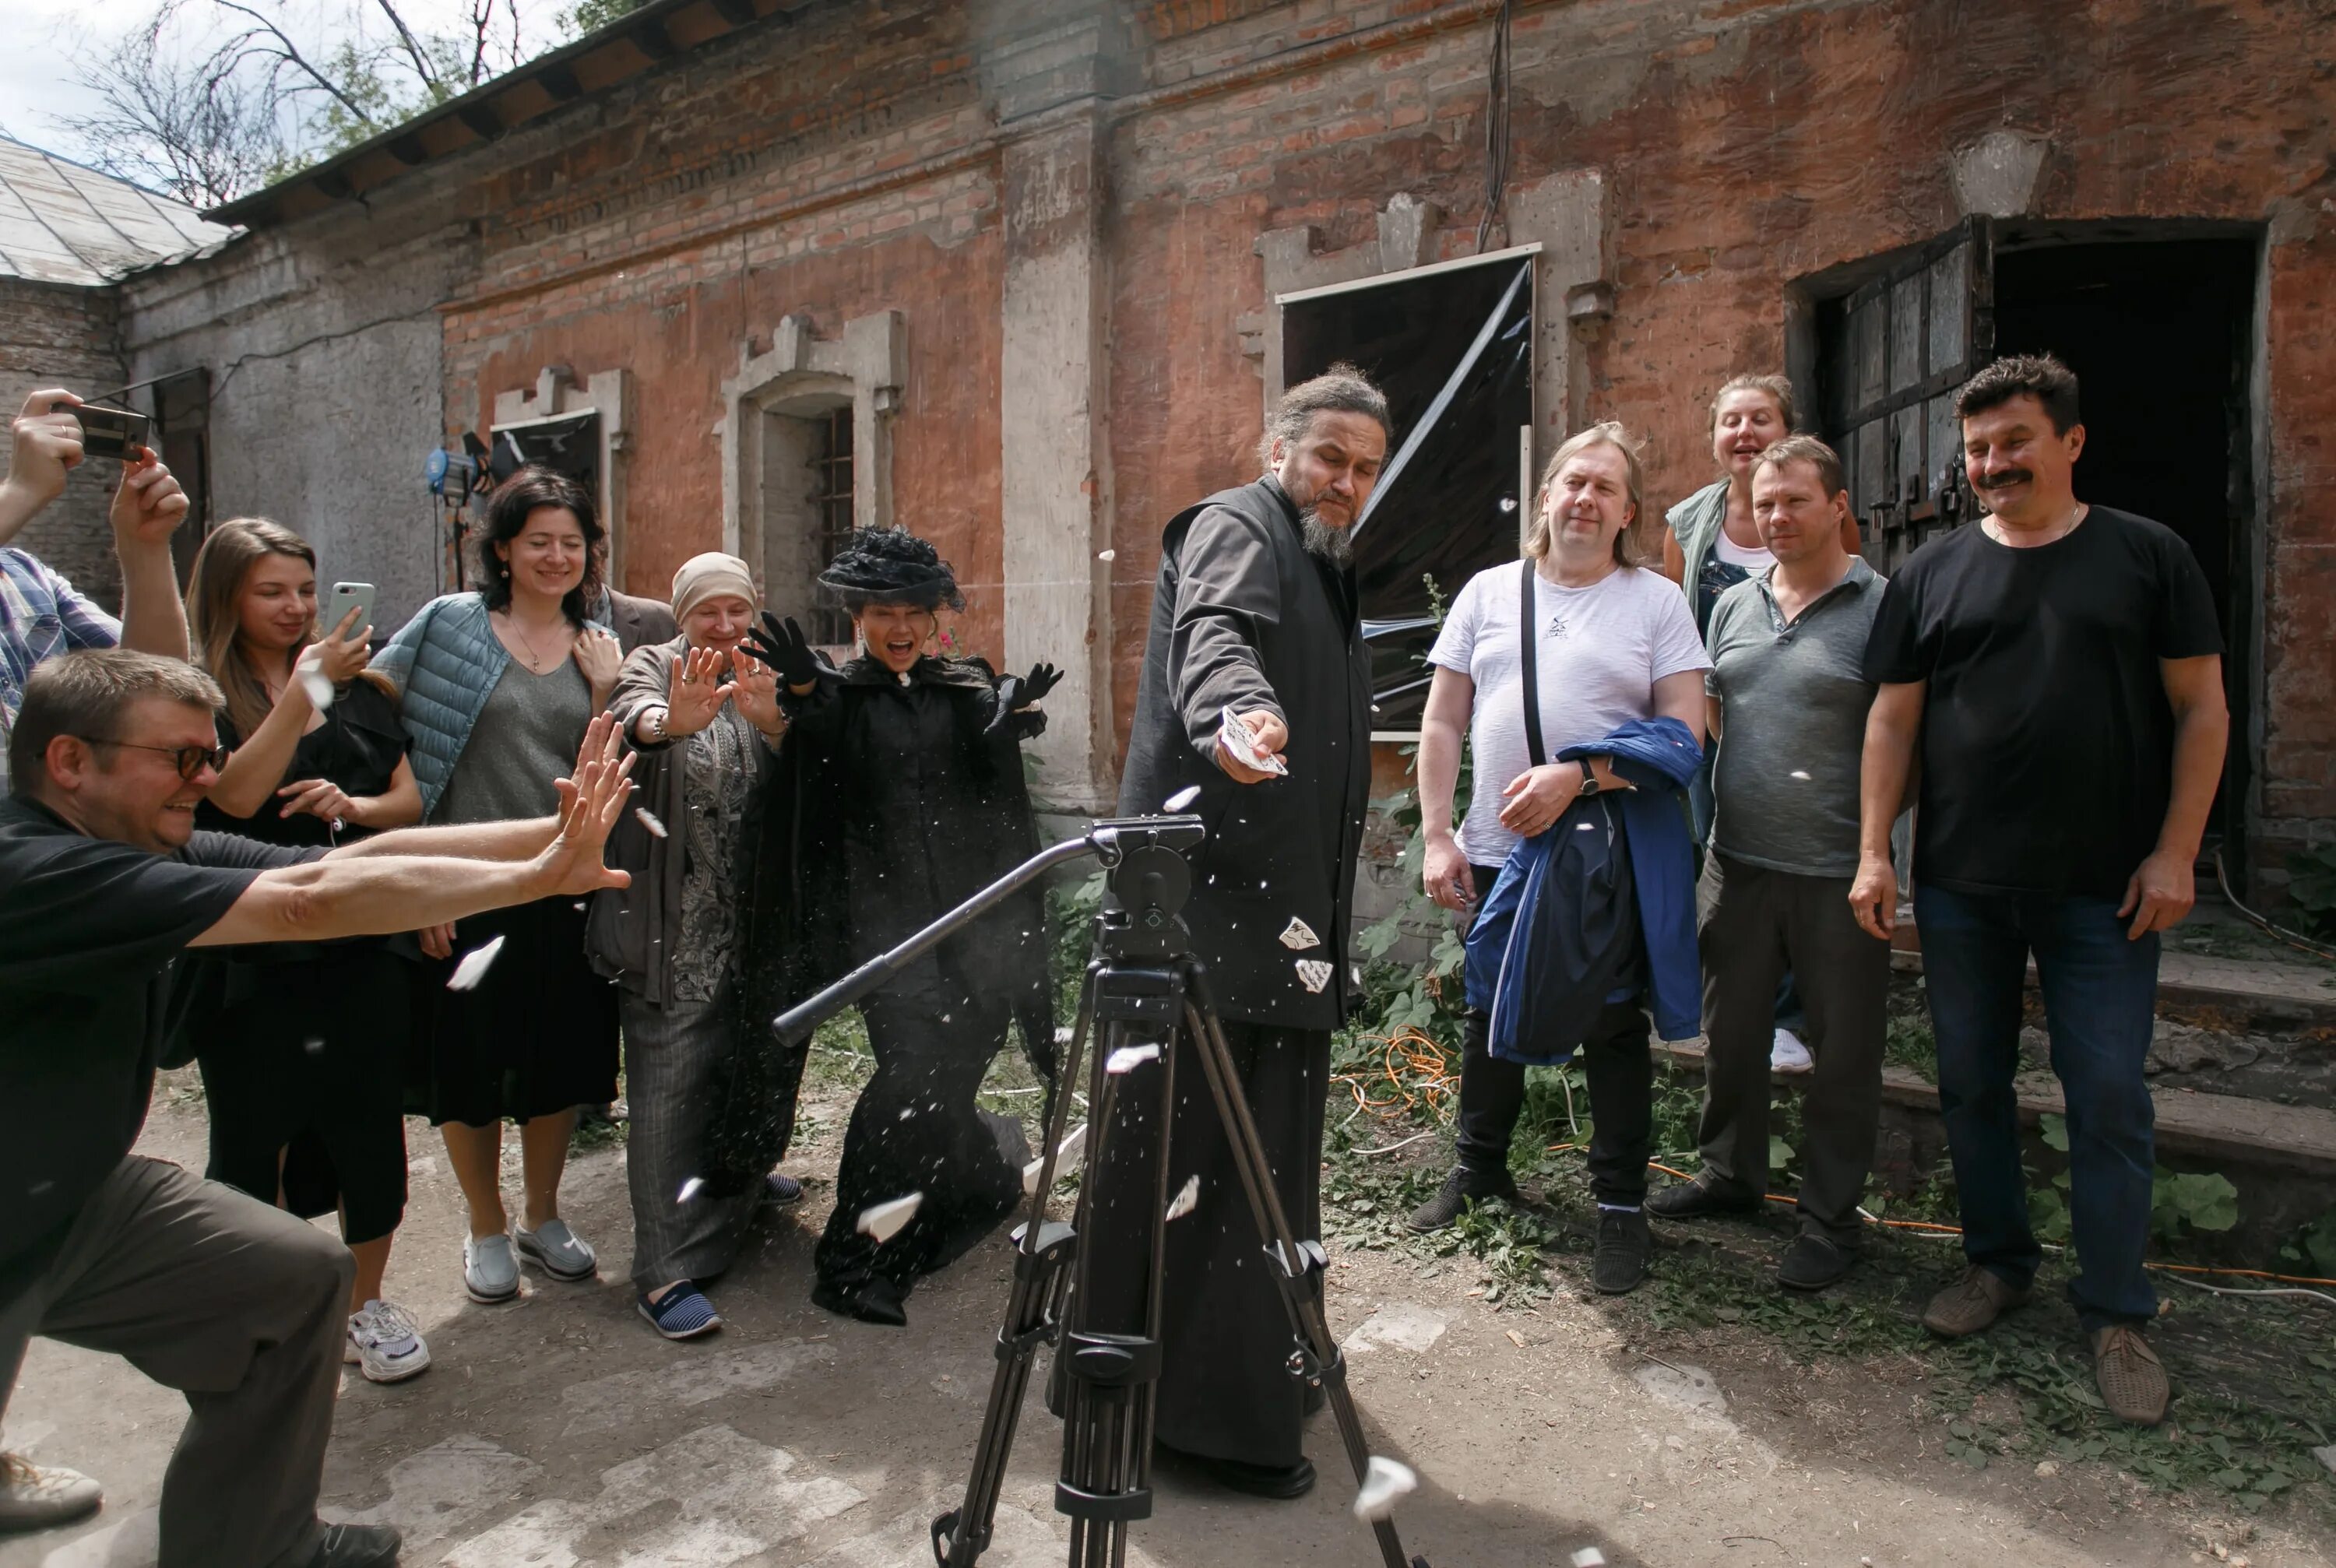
[0,276,125,604]
[1100,0,2336,864]
[439,5,1009,649]
[118,206,473,630]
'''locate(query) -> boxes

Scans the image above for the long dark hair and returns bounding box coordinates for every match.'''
[477,466,604,625]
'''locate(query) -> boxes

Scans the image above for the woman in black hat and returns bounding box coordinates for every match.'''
[734,528,1062,1326]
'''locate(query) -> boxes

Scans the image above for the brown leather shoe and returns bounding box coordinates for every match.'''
[2092,1326,2169,1425]
[1920,1265,2032,1338]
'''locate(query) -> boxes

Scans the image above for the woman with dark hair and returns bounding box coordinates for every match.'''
[741,528,1060,1327]
[375,465,624,1306]
[182,517,432,1383]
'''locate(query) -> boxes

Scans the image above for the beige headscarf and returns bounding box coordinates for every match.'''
[670,551,757,622]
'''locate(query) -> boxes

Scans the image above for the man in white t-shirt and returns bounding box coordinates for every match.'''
[1407,423,1708,1296]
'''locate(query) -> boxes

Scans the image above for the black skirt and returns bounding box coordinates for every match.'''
[408,895,619,1126]
[194,943,415,1246]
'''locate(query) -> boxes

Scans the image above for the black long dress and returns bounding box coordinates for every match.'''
[732,654,1053,1296]
[1092,474,1371,1468]
[186,678,416,1244]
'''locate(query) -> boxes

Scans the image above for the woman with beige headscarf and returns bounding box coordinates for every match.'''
[587,551,800,1340]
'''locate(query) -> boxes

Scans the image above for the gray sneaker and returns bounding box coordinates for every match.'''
[0,1454,101,1533]
[463,1233,521,1303]
[515,1219,598,1281]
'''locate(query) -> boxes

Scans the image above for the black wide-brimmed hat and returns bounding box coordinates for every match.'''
[817,527,965,612]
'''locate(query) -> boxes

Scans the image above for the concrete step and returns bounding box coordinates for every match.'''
[1653,1037,2336,1180]
[1888,904,2336,1030]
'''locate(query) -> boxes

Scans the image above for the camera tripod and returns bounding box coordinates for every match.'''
[773,814,1429,1568]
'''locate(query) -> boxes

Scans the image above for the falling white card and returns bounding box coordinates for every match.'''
[856,1192,923,1243]
[1163,784,1201,812]
[676,1176,705,1205]
[1293,958,1333,993]
[445,933,506,992]
[296,669,336,710]
[1106,1042,1161,1075]
[1353,1456,1418,1522]
[1279,916,1321,951]
[634,807,669,839]
[1165,1173,1200,1222]
[1024,1121,1091,1194]
[1571,1552,1608,1568]
[1096,548,1117,561]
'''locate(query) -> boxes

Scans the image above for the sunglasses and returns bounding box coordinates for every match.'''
[83,738,231,780]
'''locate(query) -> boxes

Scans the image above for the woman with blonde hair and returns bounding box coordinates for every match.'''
[1406,422,1709,1296]
[182,517,433,1383]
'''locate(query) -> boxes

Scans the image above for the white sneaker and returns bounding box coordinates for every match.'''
[345,1299,432,1383]
[1770,1027,1814,1075]
[0,1452,102,1530]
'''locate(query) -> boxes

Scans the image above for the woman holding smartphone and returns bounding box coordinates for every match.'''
[184,517,433,1383]
[376,466,624,1306]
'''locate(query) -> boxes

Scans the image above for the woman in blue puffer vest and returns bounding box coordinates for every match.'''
[375,466,625,1307]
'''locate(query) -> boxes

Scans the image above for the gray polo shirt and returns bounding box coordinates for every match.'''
[1705,555,1885,878]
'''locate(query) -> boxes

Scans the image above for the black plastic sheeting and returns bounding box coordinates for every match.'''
[1282,255,1533,730]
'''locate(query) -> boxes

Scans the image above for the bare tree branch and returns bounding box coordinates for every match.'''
[371,0,442,94]
[200,0,378,128]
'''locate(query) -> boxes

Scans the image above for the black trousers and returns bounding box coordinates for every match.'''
[1696,854,1891,1243]
[1076,1019,1329,1468]
[1454,863,1655,1205]
[813,986,1024,1289]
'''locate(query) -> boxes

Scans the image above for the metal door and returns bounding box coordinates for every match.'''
[1818,217,1995,571]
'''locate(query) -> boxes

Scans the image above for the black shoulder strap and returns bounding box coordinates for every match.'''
[1518,558,1546,768]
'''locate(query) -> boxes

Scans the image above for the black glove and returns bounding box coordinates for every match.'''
[1016,662,1064,707]
[743,613,820,687]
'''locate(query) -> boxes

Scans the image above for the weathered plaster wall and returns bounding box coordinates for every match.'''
[118,210,471,629]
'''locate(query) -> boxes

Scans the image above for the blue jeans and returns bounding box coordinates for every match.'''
[1915,885,2160,1330]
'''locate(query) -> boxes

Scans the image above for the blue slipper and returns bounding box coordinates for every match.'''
[639,1282,722,1340]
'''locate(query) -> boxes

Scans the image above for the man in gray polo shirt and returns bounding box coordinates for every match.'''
[1648,435,1892,1291]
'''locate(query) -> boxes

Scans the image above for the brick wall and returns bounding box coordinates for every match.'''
[0,277,127,606]
[111,0,2336,881]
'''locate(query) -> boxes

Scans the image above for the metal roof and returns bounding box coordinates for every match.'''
[0,137,234,287]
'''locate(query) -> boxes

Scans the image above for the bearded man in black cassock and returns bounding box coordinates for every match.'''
[1097,364,1391,1499]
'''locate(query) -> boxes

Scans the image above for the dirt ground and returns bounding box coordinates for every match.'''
[5,1070,2331,1568]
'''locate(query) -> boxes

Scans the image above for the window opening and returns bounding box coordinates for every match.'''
[1279,246,1536,733]
[811,407,855,645]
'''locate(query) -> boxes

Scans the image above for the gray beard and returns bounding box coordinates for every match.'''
[1300,512,1354,568]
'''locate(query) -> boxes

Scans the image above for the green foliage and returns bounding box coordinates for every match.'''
[561,0,648,36]
[2285,845,2336,936]
[2028,1113,2240,1248]
[2281,1207,2336,1278]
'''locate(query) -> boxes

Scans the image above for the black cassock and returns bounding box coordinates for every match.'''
[716,653,1053,1294]
[1096,474,1370,1467]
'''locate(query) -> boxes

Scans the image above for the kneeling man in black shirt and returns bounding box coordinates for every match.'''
[0,650,635,1568]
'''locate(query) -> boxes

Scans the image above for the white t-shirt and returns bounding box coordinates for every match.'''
[1427,561,1710,866]
[1711,526,1776,571]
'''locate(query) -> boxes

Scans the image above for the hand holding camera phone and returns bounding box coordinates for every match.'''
[68,404,150,462]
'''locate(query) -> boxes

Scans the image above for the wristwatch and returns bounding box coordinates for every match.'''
[1575,764,1604,798]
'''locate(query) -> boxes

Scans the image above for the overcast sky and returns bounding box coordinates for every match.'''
[0,0,566,183]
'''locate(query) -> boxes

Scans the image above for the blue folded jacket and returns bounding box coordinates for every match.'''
[1462,715,1704,1063]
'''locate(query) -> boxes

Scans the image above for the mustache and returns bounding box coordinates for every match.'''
[1300,511,1354,568]
[1976,469,2033,490]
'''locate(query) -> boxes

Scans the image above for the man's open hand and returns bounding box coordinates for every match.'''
[537,714,635,896]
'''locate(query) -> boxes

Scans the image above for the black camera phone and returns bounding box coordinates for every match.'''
[69,405,150,461]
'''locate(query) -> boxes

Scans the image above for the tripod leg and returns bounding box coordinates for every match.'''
[933,967,1103,1566]
[1179,993,1426,1568]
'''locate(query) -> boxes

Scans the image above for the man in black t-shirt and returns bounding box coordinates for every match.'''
[0,650,636,1566]
[1851,355,2227,1428]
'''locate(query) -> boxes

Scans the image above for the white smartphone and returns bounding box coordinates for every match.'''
[327,582,377,638]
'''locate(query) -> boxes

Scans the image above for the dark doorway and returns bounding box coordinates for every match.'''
[1991,236,2257,855]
